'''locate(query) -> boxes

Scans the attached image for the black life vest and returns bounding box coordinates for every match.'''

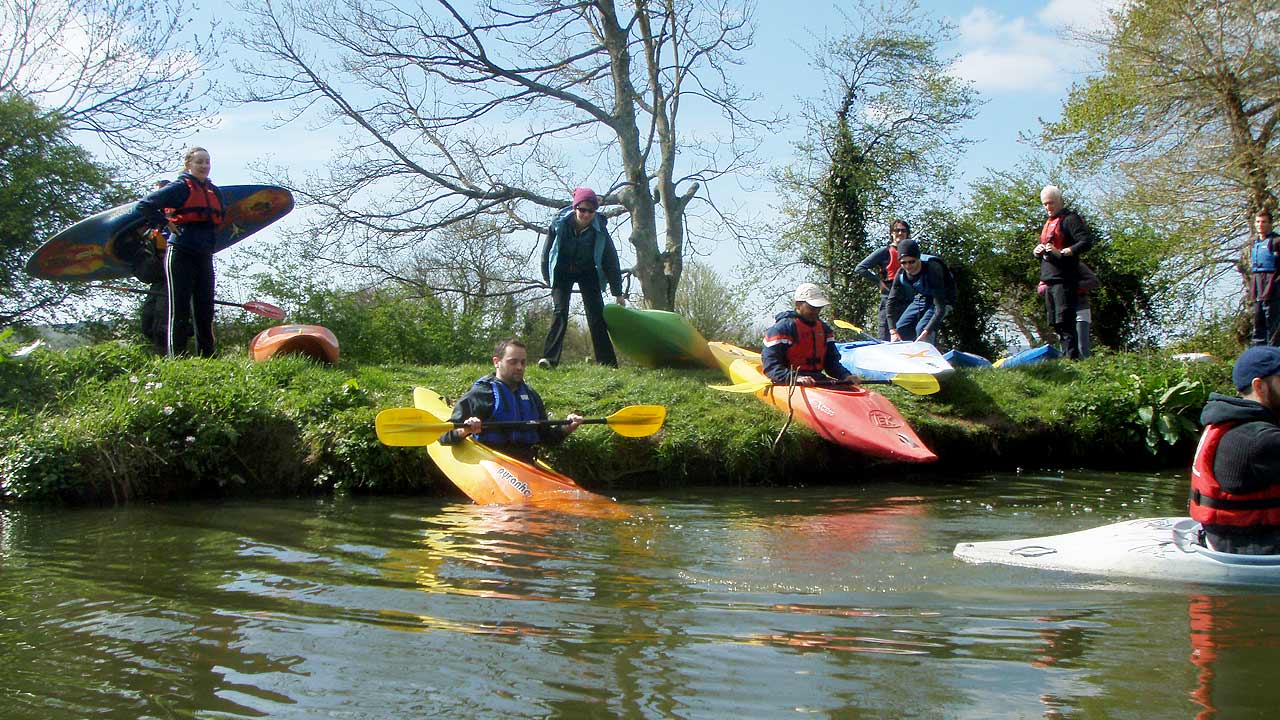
[1189,422,1280,527]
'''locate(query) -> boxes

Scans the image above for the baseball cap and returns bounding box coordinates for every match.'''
[1233,346,1280,391]
[794,283,830,308]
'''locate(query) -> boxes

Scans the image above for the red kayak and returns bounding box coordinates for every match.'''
[250,324,340,364]
[708,342,936,463]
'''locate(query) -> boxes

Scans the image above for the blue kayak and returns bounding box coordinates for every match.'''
[943,349,992,368]
[995,345,1061,368]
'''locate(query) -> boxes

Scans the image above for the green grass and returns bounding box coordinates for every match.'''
[0,341,1236,504]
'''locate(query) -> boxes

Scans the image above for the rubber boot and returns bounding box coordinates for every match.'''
[1076,320,1091,359]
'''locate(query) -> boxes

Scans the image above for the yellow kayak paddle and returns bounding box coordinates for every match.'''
[375,405,667,446]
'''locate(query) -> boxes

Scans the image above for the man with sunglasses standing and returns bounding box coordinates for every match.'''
[539,187,626,369]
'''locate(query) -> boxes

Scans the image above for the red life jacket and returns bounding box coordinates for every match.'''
[784,317,829,372]
[1189,422,1280,526]
[166,177,224,225]
[1040,215,1067,251]
[883,243,901,283]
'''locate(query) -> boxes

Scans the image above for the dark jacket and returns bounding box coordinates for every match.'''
[438,375,568,462]
[1197,393,1280,553]
[887,256,950,336]
[760,310,852,385]
[126,173,225,255]
[540,210,624,296]
[854,244,894,292]
[1040,209,1094,283]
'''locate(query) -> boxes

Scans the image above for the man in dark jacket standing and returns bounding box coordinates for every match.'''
[1036,185,1094,359]
[539,187,625,368]
[1189,346,1280,554]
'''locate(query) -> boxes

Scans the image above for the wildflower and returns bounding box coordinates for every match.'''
[163,406,174,416]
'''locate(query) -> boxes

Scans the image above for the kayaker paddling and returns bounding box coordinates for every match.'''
[762,283,857,387]
[441,338,584,463]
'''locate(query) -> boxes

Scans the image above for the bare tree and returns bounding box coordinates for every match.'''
[0,0,219,173]
[231,0,772,310]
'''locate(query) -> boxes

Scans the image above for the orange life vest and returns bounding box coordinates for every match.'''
[166,177,224,225]
[1189,422,1280,526]
[785,318,829,373]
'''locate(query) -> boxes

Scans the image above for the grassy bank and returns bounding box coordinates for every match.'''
[0,342,1235,504]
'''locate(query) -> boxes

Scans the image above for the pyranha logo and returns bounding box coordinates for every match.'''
[868,410,902,429]
[493,466,532,496]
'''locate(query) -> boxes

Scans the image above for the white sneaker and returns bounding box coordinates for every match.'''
[537,358,553,369]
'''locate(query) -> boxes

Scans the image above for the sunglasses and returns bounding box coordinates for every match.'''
[575,206,597,214]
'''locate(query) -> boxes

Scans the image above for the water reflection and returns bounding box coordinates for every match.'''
[4,476,1280,718]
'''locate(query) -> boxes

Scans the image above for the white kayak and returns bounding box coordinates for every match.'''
[836,340,953,382]
[953,517,1280,587]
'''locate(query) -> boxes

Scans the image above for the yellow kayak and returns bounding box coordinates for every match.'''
[412,387,629,517]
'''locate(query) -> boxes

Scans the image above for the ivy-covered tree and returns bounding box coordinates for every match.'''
[0,94,123,325]
[771,0,979,329]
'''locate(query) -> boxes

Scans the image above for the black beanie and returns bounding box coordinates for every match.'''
[896,239,921,258]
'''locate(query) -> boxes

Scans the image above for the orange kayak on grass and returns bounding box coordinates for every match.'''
[707,342,936,463]
[249,324,340,364]
[412,387,630,518]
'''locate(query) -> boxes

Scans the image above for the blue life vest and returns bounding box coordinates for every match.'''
[546,206,610,287]
[474,377,542,447]
[1253,235,1278,273]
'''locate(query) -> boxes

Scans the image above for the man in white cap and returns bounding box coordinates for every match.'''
[761,283,857,386]
[1190,346,1280,554]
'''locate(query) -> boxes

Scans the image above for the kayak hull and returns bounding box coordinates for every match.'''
[250,324,340,364]
[954,517,1280,587]
[942,349,993,368]
[995,344,1061,368]
[602,304,717,369]
[837,340,953,382]
[412,387,627,517]
[707,342,936,463]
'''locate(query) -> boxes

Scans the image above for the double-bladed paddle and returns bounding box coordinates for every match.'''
[708,373,940,396]
[101,284,287,320]
[375,405,667,447]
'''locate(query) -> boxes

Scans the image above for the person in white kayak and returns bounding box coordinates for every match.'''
[1189,346,1280,554]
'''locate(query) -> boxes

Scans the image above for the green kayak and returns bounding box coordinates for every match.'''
[603,304,718,369]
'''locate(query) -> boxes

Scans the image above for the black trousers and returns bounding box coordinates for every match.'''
[1045,281,1079,360]
[543,272,617,367]
[165,245,216,357]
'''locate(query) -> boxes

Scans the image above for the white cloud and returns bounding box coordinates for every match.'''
[1038,0,1126,33]
[948,4,1106,94]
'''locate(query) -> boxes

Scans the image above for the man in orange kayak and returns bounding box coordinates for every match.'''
[1190,346,1280,554]
[762,283,857,386]
[440,338,584,463]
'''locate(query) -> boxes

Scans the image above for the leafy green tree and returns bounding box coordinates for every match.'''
[0,94,122,325]
[1041,0,1280,287]
[673,260,754,346]
[772,0,979,327]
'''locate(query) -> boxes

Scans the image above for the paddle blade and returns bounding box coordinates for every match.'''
[244,300,286,320]
[604,404,667,437]
[375,407,454,446]
[888,373,941,395]
[708,380,771,394]
[833,319,862,332]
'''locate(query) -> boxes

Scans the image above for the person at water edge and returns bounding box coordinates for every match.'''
[1038,260,1099,359]
[119,147,225,357]
[1248,208,1279,346]
[539,187,625,369]
[440,338,584,463]
[1189,345,1280,554]
[1035,185,1094,360]
[762,283,857,386]
[113,179,173,354]
[886,239,950,346]
[853,219,913,341]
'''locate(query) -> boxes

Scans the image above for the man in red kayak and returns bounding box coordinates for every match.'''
[1190,346,1280,554]
[762,283,857,386]
[440,338,583,463]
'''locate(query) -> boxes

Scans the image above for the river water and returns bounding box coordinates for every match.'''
[2,470,1278,719]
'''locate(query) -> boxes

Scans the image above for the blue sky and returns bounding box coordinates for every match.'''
[146,0,1118,297]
